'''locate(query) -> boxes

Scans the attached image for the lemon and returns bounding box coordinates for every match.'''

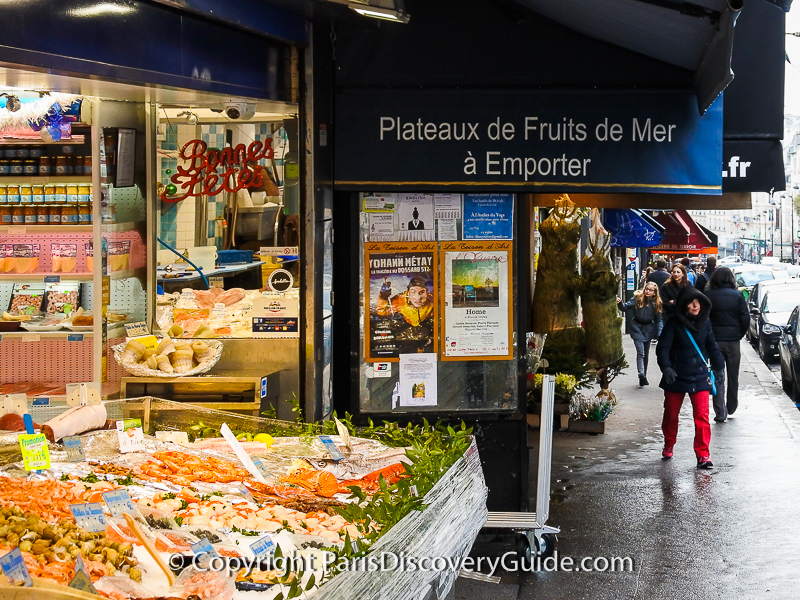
[254,433,274,447]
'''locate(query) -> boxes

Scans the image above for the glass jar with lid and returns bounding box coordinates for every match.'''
[38,156,52,175]
[19,185,33,204]
[0,205,11,225]
[23,160,37,175]
[32,185,44,204]
[48,205,61,225]
[61,202,79,225]
[44,184,56,203]
[0,185,6,204]
[9,159,23,175]
[23,205,36,225]
[78,201,91,224]
[54,184,67,203]
[0,160,9,175]
[66,184,79,203]
[11,205,24,225]
[28,147,43,159]
[6,185,20,204]
[55,156,70,175]
[82,156,92,174]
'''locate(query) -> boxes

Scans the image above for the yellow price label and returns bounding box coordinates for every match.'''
[19,434,50,471]
[127,334,159,351]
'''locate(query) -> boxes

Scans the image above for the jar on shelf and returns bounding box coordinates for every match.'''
[54,184,67,203]
[61,202,79,225]
[55,156,70,175]
[19,185,32,204]
[0,205,11,224]
[82,156,92,174]
[61,145,75,155]
[0,160,9,176]
[23,204,36,225]
[48,204,61,225]
[78,200,91,224]
[11,205,24,225]
[6,185,20,204]
[23,160,37,175]
[36,205,48,225]
[78,184,91,204]
[32,185,44,204]
[15,148,30,159]
[38,156,52,175]
[2,148,16,159]
[9,159,23,176]
[28,147,43,158]
[0,185,6,204]
[66,184,79,203]
[44,184,56,203]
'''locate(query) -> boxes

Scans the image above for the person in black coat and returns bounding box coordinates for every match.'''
[656,287,724,468]
[617,281,663,387]
[695,256,717,293]
[703,266,749,422]
[660,263,693,323]
[647,259,670,288]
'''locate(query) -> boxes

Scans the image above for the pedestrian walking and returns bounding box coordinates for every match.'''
[695,256,717,293]
[702,267,749,422]
[647,259,670,287]
[660,263,693,322]
[680,258,696,285]
[639,267,653,289]
[656,288,724,468]
[617,282,663,387]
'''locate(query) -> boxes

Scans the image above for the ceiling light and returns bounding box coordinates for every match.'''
[0,93,21,112]
[351,6,409,22]
[177,111,199,125]
[71,3,136,17]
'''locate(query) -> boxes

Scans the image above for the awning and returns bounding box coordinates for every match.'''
[649,210,715,253]
[603,209,665,248]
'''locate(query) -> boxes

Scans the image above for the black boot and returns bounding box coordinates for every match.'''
[642,376,649,385]
[638,375,646,386]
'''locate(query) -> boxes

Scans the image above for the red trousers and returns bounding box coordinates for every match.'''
[662,391,711,458]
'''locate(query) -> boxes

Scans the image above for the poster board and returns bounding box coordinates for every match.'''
[440,240,513,361]
[364,242,438,362]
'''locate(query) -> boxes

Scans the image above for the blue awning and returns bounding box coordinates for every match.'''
[604,209,665,248]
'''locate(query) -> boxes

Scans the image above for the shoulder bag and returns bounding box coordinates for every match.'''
[684,327,716,394]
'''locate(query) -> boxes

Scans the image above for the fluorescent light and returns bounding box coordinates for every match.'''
[71,3,136,17]
[352,6,409,22]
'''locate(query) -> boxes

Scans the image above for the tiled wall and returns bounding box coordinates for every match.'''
[157,121,288,265]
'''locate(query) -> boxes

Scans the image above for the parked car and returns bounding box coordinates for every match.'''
[731,265,777,301]
[770,262,800,278]
[752,287,800,362]
[747,280,800,342]
[718,256,743,265]
[779,306,800,401]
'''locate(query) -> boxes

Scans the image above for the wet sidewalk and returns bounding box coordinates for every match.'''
[456,336,800,600]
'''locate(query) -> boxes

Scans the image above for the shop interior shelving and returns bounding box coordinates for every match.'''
[0,100,152,398]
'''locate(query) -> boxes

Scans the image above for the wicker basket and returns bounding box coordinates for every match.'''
[112,340,223,378]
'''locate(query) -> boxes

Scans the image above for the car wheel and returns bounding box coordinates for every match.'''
[758,338,767,362]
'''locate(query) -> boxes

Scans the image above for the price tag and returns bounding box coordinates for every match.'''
[64,436,85,462]
[44,275,61,283]
[67,334,84,342]
[190,538,219,558]
[318,436,345,461]
[68,555,99,594]
[251,456,269,477]
[124,321,149,337]
[116,419,145,453]
[70,503,108,533]
[19,433,50,470]
[102,490,136,519]
[7,226,26,235]
[0,547,33,586]
[409,485,419,497]
[260,246,299,257]
[260,377,268,399]
[31,176,49,186]
[209,276,224,288]
[155,431,190,446]
[21,334,40,343]
[250,535,276,560]
[237,484,257,504]
[180,289,195,300]
[31,397,50,406]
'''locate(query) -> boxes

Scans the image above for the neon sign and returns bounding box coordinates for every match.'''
[162,138,274,202]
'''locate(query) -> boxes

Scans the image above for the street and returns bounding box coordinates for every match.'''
[457,336,800,600]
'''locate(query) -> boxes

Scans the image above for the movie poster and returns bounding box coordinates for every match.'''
[365,242,438,362]
[441,240,513,360]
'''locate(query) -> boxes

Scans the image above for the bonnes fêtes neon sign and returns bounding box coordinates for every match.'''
[162,138,274,202]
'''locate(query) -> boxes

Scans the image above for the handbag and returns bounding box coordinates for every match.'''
[684,327,717,395]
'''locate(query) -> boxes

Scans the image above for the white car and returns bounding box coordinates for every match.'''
[718,256,743,265]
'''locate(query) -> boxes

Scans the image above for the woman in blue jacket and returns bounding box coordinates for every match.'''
[617,282,663,387]
[656,287,724,469]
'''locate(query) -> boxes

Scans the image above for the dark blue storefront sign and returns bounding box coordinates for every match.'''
[603,209,665,248]
[335,90,722,194]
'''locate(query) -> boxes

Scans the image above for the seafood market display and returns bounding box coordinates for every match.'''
[0,398,465,599]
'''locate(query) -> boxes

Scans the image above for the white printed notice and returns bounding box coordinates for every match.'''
[368,213,395,241]
[434,194,461,220]
[437,219,458,241]
[398,353,438,407]
[442,241,513,360]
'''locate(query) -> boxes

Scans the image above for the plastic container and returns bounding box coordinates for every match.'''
[187,246,218,272]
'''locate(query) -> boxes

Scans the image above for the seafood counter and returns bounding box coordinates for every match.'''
[0,398,488,600]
